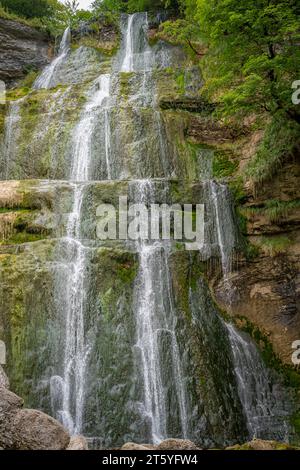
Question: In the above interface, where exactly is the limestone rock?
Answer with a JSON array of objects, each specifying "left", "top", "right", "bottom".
[
  {"left": 11, "top": 409, "right": 70, "bottom": 450},
  {"left": 157, "top": 439, "right": 201, "bottom": 450},
  {"left": 0, "top": 386, "right": 23, "bottom": 449},
  {"left": 121, "top": 442, "right": 156, "bottom": 450},
  {"left": 0, "top": 386, "right": 23, "bottom": 413},
  {"left": 227, "top": 439, "right": 298, "bottom": 450},
  {"left": 0, "top": 18, "right": 50, "bottom": 86},
  {"left": 0, "top": 366, "right": 9, "bottom": 389},
  {"left": 67, "top": 435, "right": 88, "bottom": 450}
]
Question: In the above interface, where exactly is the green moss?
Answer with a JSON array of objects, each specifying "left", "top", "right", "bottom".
[
  {"left": 291, "top": 413, "right": 300, "bottom": 435},
  {"left": 244, "top": 199, "right": 300, "bottom": 224},
  {"left": 119, "top": 72, "right": 134, "bottom": 98},
  {"left": 6, "top": 87, "right": 31, "bottom": 101},
  {"left": 96, "top": 247, "right": 138, "bottom": 285},
  {"left": 213, "top": 152, "right": 238, "bottom": 178},
  {"left": 19, "top": 70, "right": 39, "bottom": 88},
  {"left": 228, "top": 177, "right": 247, "bottom": 204},
  {"left": 245, "top": 116, "right": 300, "bottom": 185},
  {"left": 2, "top": 232, "right": 46, "bottom": 245},
  {"left": 175, "top": 72, "right": 185, "bottom": 94},
  {"left": 0, "top": 207, "right": 30, "bottom": 213},
  {"left": 256, "top": 235, "right": 291, "bottom": 256},
  {"left": 73, "top": 36, "right": 119, "bottom": 56}
]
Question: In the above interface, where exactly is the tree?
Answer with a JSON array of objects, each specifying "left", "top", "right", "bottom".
[
  {"left": 194, "top": 0, "right": 300, "bottom": 124},
  {"left": 0, "top": 0, "right": 53, "bottom": 18},
  {"left": 64, "top": 0, "right": 79, "bottom": 15}
]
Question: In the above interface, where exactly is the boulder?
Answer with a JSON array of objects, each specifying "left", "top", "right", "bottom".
[
  {"left": 0, "top": 386, "right": 23, "bottom": 449},
  {"left": 121, "top": 442, "right": 156, "bottom": 450},
  {"left": 11, "top": 409, "right": 70, "bottom": 450},
  {"left": 0, "top": 386, "right": 23, "bottom": 413},
  {"left": 226, "top": 439, "right": 298, "bottom": 450},
  {"left": 157, "top": 439, "right": 201, "bottom": 450},
  {"left": 67, "top": 435, "right": 88, "bottom": 450},
  {"left": 0, "top": 366, "right": 9, "bottom": 389}
]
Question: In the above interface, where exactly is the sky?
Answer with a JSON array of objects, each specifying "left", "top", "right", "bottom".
[
  {"left": 60, "top": 0, "right": 94, "bottom": 10},
  {"left": 76, "top": 0, "right": 93, "bottom": 9}
]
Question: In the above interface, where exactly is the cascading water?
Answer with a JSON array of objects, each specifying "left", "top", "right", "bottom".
[
  {"left": 2, "top": 11, "right": 294, "bottom": 448},
  {"left": 1, "top": 99, "right": 22, "bottom": 178},
  {"left": 131, "top": 180, "right": 188, "bottom": 443},
  {"left": 71, "top": 74, "right": 111, "bottom": 181},
  {"left": 121, "top": 13, "right": 153, "bottom": 73},
  {"left": 34, "top": 27, "right": 71, "bottom": 90},
  {"left": 50, "top": 73, "right": 112, "bottom": 434},
  {"left": 225, "top": 323, "right": 290, "bottom": 440},
  {"left": 208, "top": 181, "right": 290, "bottom": 440},
  {"left": 209, "top": 180, "right": 238, "bottom": 277}
]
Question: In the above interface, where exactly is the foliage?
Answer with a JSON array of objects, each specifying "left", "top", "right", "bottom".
[
  {"left": 212, "top": 152, "right": 238, "bottom": 178},
  {"left": 0, "top": 0, "right": 52, "bottom": 18},
  {"left": 195, "top": 0, "right": 300, "bottom": 123},
  {"left": 160, "top": 0, "right": 300, "bottom": 181},
  {"left": 0, "top": 0, "right": 71, "bottom": 35},
  {"left": 244, "top": 199, "right": 300, "bottom": 224},
  {"left": 245, "top": 114, "right": 300, "bottom": 184},
  {"left": 91, "top": 0, "right": 178, "bottom": 14},
  {"left": 256, "top": 235, "right": 291, "bottom": 256}
]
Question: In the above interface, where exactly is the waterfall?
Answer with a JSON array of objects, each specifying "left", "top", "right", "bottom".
[
  {"left": 121, "top": 13, "right": 152, "bottom": 73},
  {"left": 121, "top": 14, "right": 135, "bottom": 72},
  {"left": 208, "top": 178, "right": 290, "bottom": 440},
  {"left": 34, "top": 27, "right": 71, "bottom": 90},
  {"left": 2, "top": 99, "right": 22, "bottom": 178},
  {"left": 225, "top": 323, "right": 289, "bottom": 440},
  {"left": 71, "top": 74, "right": 111, "bottom": 181},
  {"left": 132, "top": 180, "right": 188, "bottom": 444},
  {"left": 4, "top": 10, "right": 292, "bottom": 448},
  {"left": 51, "top": 73, "right": 111, "bottom": 436},
  {"left": 209, "top": 180, "right": 237, "bottom": 277}
]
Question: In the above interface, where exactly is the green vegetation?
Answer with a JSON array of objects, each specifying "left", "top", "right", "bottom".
[
  {"left": 212, "top": 152, "right": 238, "bottom": 178},
  {"left": 0, "top": 0, "right": 54, "bottom": 18},
  {"left": 92, "top": 0, "right": 179, "bottom": 14},
  {"left": 0, "top": 0, "right": 92, "bottom": 35},
  {"left": 159, "top": 0, "right": 300, "bottom": 183},
  {"left": 245, "top": 115, "right": 300, "bottom": 184},
  {"left": 256, "top": 235, "right": 292, "bottom": 256},
  {"left": 2, "top": 232, "right": 46, "bottom": 245},
  {"left": 244, "top": 199, "right": 300, "bottom": 224}
]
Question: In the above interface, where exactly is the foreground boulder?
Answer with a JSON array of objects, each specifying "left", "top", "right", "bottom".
[
  {"left": 67, "top": 436, "right": 88, "bottom": 450},
  {"left": 121, "top": 443, "right": 156, "bottom": 450},
  {"left": 11, "top": 409, "right": 70, "bottom": 450},
  {"left": 226, "top": 439, "right": 299, "bottom": 450},
  {"left": 157, "top": 439, "right": 201, "bottom": 450},
  {"left": 121, "top": 439, "right": 201, "bottom": 451},
  {"left": 0, "top": 375, "right": 71, "bottom": 450},
  {"left": 0, "top": 366, "right": 9, "bottom": 389}
]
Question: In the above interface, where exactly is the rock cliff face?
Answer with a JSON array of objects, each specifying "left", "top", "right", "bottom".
[
  {"left": 0, "top": 13, "right": 299, "bottom": 448},
  {"left": 0, "top": 18, "right": 50, "bottom": 86},
  {"left": 182, "top": 102, "right": 300, "bottom": 366}
]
